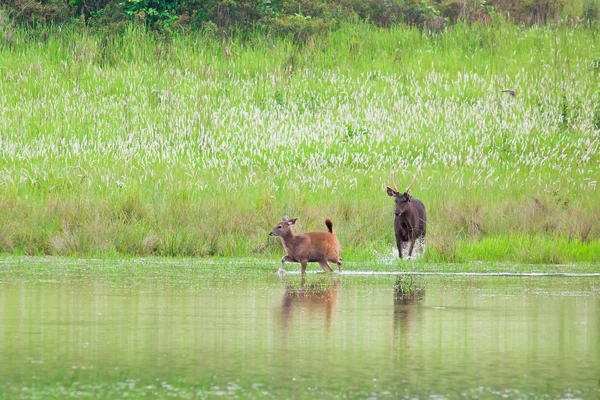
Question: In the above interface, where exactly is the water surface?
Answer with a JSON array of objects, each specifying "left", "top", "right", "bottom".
[{"left": 0, "top": 260, "right": 599, "bottom": 398}]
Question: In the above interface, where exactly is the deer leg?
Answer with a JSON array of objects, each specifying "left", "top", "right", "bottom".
[
  {"left": 280, "top": 255, "right": 291, "bottom": 273},
  {"left": 407, "top": 240, "right": 415, "bottom": 257},
  {"left": 319, "top": 261, "right": 334, "bottom": 273},
  {"left": 396, "top": 237, "right": 404, "bottom": 259},
  {"left": 300, "top": 260, "right": 308, "bottom": 275},
  {"left": 336, "top": 258, "right": 343, "bottom": 273}
]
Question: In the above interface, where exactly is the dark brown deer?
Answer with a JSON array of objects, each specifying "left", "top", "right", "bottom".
[
  {"left": 269, "top": 216, "right": 342, "bottom": 274},
  {"left": 386, "top": 171, "right": 426, "bottom": 259}
]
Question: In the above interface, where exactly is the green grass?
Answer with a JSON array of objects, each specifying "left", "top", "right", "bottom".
[{"left": 0, "top": 19, "right": 599, "bottom": 263}]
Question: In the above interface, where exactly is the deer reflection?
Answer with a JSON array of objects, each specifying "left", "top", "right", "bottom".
[
  {"left": 393, "top": 276, "right": 425, "bottom": 336},
  {"left": 280, "top": 274, "right": 341, "bottom": 331}
]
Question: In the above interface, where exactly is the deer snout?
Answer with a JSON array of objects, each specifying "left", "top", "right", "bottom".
[
  {"left": 269, "top": 231, "right": 274, "bottom": 236},
  {"left": 395, "top": 210, "right": 402, "bottom": 216}
]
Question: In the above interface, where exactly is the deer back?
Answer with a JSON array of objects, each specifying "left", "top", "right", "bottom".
[{"left": 287, "top": 231, "right": 339, "bottom": 262}]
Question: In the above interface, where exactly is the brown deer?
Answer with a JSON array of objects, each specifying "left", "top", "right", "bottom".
[
  {"left": 269, "top": 216, "right": 342, "bottom": 274},
  {"left": 386, "top": 171, "right": 427, "bottom": 259}
]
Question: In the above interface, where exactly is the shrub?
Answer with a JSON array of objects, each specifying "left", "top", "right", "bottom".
[
  {"left": 268, "top": 13, "right": 330, "bottom": 44},
  {"left": 488, "top": 0, "right": 564, "bottom": 24},
  {"left": 402, "top": 0, "right": 439, "bottom": 27},
  {"left": 87, "top": 1, "right": 128, "bottom": 33},
  {"left": 121, "top": 0, "right": 179, "bottom": 28},
  {"left": 5, "top": 0, "right": 72, "bottom": 25}
]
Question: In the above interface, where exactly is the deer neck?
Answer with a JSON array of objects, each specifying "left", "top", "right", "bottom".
[{"left": 279, "top": 231, "right": 296, "bottom": 251}]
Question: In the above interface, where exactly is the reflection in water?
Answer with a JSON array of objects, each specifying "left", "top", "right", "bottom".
[
  {"left": 280, "top": 275, "right": 341, "bottom": 330},
  {"left": 393, "top": 276, "right": 425, "bottom": 337},
  {"left": 0, "top": 273, "right": 598, "bottom": 398},
  {"left": 394, "top": 276, "right": 425, "bottom": 305}
]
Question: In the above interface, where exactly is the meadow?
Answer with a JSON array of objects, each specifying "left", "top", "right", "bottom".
[{"left": 0, "top": 18, "right": 599, "bottom": 264}]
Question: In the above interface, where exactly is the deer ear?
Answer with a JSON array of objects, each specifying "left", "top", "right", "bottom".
[
  {"left": 288, "top": 218, "right": 298, "bottom": 225},
  {"left": 386, "top": 187, "right": 397, "bottom": 197},
  {"left": 406, "top": 194, "right": 412, "bottom": 202}
]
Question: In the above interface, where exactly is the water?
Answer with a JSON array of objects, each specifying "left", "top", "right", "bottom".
[{"left": 1, "top": 262, "right": 599, "bottom": 399}]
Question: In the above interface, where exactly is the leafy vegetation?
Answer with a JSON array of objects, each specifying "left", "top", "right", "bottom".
[{"left": 2, "top": 0, "right": 599, "bottom": 35}]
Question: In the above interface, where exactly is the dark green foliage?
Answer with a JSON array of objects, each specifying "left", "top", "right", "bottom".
[
  {"left": 488, "top": 0, "right": 565, "bottom": 24},
  {"left": 4, "top": 0, "right": 72, "bottom": 25},
  {"left": 521, "top": 0, "right": 564, "bottom": 24},
  {"left": 175, "top": 0, "right": 273, "bottom": 30},
  {"left": 121, "top": 0, "right": 178, "bottom": 27},
  {"left": 86, "top": 1, "right": 128, "bottom": 33},
  {"left": 2, "top": 0, "right": 595, "bottom": 33},
  {"left": 439, "top": 0, "right": 495, "bottom": 24},
  {"left": 402, "top": 0, "right": 439, "bottom": 26}
]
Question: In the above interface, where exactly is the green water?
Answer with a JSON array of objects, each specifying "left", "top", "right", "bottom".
[{"left": 0, "top": 260, "right": 599, "bottom": 399}]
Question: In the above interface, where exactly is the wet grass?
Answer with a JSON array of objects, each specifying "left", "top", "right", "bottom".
[{"left": 0, "top": 20, "right": 599, "bottom": 262}]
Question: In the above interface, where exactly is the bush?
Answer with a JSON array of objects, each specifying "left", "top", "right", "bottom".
[
  {"left": 439, "top": 0, "right": 465, "bottom": 23},
  {"left": 439, "top": 0, "right": 493, "bottom": 24},
  {"left": 0, "top": 0, "right": 590, "bottom": 34},
  {"left": 87, "top": 1, "right": 128, "bottom": 33},
  {"left": 402, "top": 0, "right": 439, "bottom": 27},
  {"left": 121, "top": 0, "right": 179, "bottom": 28},
  {"left": 175, "top": 0, "right": 272, "bottom": 30},
  {"left": 4, "top": 0, "right": 72, "bottom": 25},
  {"left": 488, "top": 0, "right": 564, "bottom": 24},
  {"left": 268, "top": 13, "right": 330, "bottom": 43}
]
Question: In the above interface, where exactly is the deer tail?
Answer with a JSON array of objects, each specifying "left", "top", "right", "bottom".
[{"left": 325, "top": 218, "right": 333, "bottom": 233}]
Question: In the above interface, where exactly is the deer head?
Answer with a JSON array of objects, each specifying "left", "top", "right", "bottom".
[
  {"left": 386, "top": 169, "right": 419, "bottom": 217},
  {"left": 269, "top": 216, "right": 298, "bottom": 237}
]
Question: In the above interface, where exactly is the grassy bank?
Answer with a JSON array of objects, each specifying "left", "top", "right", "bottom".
[
  {"left": 2, "top": 257, "right": 600, "bottom": 281},
  {"left": 0, "top": 21, "right": 599, "bottom": 263}
]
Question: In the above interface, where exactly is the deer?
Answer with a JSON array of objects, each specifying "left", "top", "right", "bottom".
[
  {"left": 386, "top": 170, "right": 427, "bottom": 259},
  {"left": 269, "top": 216, "right": 342, "bottom": 274}
]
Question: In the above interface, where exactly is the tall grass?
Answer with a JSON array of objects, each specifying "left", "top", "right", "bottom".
[{"left": 0, "top": 19, "right": 599, "bottom": 263}]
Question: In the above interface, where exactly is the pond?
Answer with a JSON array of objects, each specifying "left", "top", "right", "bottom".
[{"left": 0, "top": 259, "right": 599, "bottom": 399}]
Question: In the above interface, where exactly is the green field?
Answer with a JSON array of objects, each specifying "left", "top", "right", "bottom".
[{"left": 1, "top": 21, "right": 599, "bottom": 263}]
